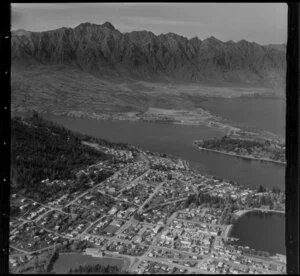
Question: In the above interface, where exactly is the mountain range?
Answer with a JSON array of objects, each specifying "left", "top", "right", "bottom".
[{"left": 11, "top": 22, "right": 286, "bottom": 87}]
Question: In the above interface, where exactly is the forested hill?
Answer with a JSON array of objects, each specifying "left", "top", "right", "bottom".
[{"left": 11, "top": 114, "right": 130, "bottom": 202}]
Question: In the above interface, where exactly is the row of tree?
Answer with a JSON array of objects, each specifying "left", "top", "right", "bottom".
[
  {"left": 45, "top": 249, "right": 59, "bottom": 272},
  {"left": 185, "top": 192, "right": 226, "bottom": 209},
  {"left": 68, "top": 264, "right": 123, "bottom": 274}
]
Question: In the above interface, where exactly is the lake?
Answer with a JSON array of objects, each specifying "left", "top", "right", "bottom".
[
  {"left": 42, "top": 114, "right": 285, "bottom": 191},
  {"left": 199, "top": 97, "right": 285, "bottom": 137},
  {"left": 52, "top": 252, "right": 126, "bottom": 273},
  {"left": 229, "top": 211, "right": 285, "bottom": 255}
]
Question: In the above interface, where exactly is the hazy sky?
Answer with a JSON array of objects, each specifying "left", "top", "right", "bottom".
[{"left": 11, "top": 3, "right": 287, "bottom": 45}]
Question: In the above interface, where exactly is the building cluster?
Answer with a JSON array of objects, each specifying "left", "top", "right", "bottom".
[
  {"left": 157, "top": 220, "right": 213, "bottom": 254},
  {"left": 135, "top": 260, "right": 188, "bottom": 274},
  {"left": 148, "top": 179, "right": 194, "bottom": 207},
  {"left": 140, "top": 226, "right": 162, "bottom": 245},
  {"left": 138, "top": 201, "right": 186, "bottom": 224},
  {"left": 10, "top": 221, "right": 67, "bottom": 252},
  {"left": 10, "top": 145, "right": 286, "bottom": 274},
  {"left": 148, "top": 155, "right": 186, "bottom": 170},
  {"left": 118, "top": 181, "right": 155, "bottom": 205},
  {"left": 91, "top": 160, "right": 123, "bottom": 172},
  {"left": 73, "top": 190, "right": 116, "bottom": 217},
  {"left": 100, "top": 160, "right": 148, "bottom": 196},
  {"left": 48, "top": 193, "right": 79, "bottom": 208},
  {"left": 62, "top": 203, "right": 103, "bottom": 222},
  {"left": 176, "top": 207, "right": 221, "bottom": 225},
  {"left": 82, "top": 141, "right": 134, "bottom": 163},
  {"left": 106, "top": 240, "right": 148, "bottom": 256},
  {"left": 9, "top": 254, "right": 33, "bottom": 269},
  {"left": 118, "top": 222, "right": 143, "bottom": 241},
  {"left": 142, "top": 170, "right": 167, "bottom": 183},
  {"left": 38, "top": 210, "right": 90, "bottom": 238},
  {"left": 88, "top": 217, "right": 125, "bottom": 237},
  {"left": 41, "top": 178, "right": 69, "bottom": 187},
  {"left": 81, "top": 235, "right": 108, "bottom": 247},
  {"left": 94, "top": 145, "right": 134, "bottom": 162},
  {"left": 148, "top": 248, "right": 202, "bottom": 262}
]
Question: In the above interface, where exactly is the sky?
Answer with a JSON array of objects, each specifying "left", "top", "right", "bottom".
[{"left": 11, "top": 3, "right": 287, "bottom": 45}]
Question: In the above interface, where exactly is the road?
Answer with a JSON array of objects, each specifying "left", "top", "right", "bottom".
[
  {"left": 77, "top": 215, "right": 108, "bottom": 238},
  {"left": 175, "top": 216, "right": 226, "bottom": 230},
  {"left": 130, "top": 212, "right": 177, "bottom": 272},
  {"left": 10, "top": 244, "right": 57, "bottom": 255},
  {"left": 142, "top": 197, "right": 188, "bottom": 214},
  {"left": 137, "top": 181, "right": 165, "bottom": 212},
  {"left": 115, "top": 168, "right": 151, "bottom": 200},
  {"left": 137, "top": 152, "right": 150, "bottom": 168},
  {"left": 176, "top": 177, "right": 198, "bottom": 195},
  {"left": 63, "top": 165, "right": 131, "bottom": 208},
  {"left": 142, "top": 256, "right": 214, "bottom": 274}
]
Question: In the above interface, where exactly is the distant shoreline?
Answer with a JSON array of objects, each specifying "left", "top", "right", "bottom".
[
  {"left": 194, "top": 145, "right": 286, "bottom": 165},
  {"left": 12, "top": 110, "right": 285, "bottom": 144}
]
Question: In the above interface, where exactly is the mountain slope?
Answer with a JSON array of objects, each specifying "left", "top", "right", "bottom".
[{"left": 11, "top": 22, "right": 286, "bottom": 87}]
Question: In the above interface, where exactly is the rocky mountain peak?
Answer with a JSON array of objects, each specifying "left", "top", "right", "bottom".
[
  {"left": 102, "top": 21, "right": 115, "bottom": 30},
  {"left": 12, "top": 29, "right": 31, "bottom": 37},
  {"left": 76, "top": 22, "right": 93, "bottom": 28},
  {"left": 203, "top": 36, "right": 222, "bottom": 44},
  {"left": 11, "top": 21, "right": 286, "bottom": 87}
]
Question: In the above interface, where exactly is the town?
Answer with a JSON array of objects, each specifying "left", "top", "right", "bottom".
[{"left": 10, "top": 141, "right": 286, "bottom": 274}]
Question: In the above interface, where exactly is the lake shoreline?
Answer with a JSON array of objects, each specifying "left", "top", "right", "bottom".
[
  {"left": 13, "top": 109, "right": 233, "bottom": 131},
  {"left": 226, "top": 209, "right": 286, "bottom": 256},
  {"left": 52, "top": 251, "right": 128, "bottom": 274},
  {"left": 29, "top": 113, "right": 285, "bottom": 191},
  {"left": 234, "top": 209, "right": 285, "bottom": 219},
  {"left": 224, "top": 209, "right": 285, "bottom": 241}
]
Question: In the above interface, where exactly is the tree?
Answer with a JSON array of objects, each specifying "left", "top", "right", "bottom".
[
  {"left": 32, "top": 110, "right": 39, "bottom": 119},
  {"left": 272, "top": 186, "right": 281, "bottom": 194},
  {"left": 257, "top": 185, "right": 266, "bottom": 193}
]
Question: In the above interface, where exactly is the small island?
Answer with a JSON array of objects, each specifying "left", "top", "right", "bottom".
[{"left": 194, "top": 135, "right": 286, "bottom": 165}]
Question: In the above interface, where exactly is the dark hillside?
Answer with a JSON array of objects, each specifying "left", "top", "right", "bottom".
[{"left": 10, "top": 114, "right": 127, "bottom": 202}]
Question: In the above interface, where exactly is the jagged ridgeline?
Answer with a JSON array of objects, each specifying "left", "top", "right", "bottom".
[
  {"left": 10, "top": 114, "right": 132, "bottom": 202},
  {"left": 11, "top": 22, "right": 285, "bottom": 86}
]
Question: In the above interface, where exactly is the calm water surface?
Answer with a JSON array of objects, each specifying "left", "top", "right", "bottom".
[
  {"left": 52, "top": 253, "right": 125, "bottom": 273},
  {"left": 43, "top": 114, "right": 285, "bottom": 191},
  {"left": 229, "top": 211, "right": 285, "bottom": 255},
  {"left": 199, "top": 98, "right": 285, "bottom": 137}
]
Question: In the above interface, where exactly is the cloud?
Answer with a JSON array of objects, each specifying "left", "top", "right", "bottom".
[
  {"left": 11, "top": 9, "right": 24, "bottom": 25},
  {"left": 119, "top": 16, "right": 208, "bottom": 27}
]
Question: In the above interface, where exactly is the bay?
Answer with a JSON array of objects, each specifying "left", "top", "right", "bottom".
[
  {"left": 199, "top": 97, "right": 285, "bottom": 137},
  {"left": 229, "top": 211, "right": 285, "bottom": 255}
]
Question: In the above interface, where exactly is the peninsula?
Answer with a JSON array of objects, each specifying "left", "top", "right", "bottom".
[{"left": 194, "top": 136, "right": 285, "bottom": 165}]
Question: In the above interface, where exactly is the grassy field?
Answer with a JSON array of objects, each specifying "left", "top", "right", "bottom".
[{"left": 11, "top": 65, "right": 281, "bottom": 117}]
